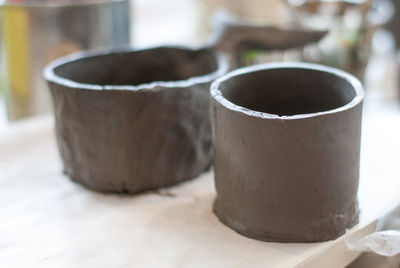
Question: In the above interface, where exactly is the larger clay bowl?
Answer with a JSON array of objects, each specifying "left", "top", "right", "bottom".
[
  {"left": 211, "top": 62, "right": 364, "bottom": 242},
  {"left": 44, "top": 46, "right": 227, "bottom": 193}
]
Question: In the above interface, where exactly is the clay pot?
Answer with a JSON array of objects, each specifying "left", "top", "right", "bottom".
[
  {"left": 211, "top": 62, "right": 364, "bottom": 242},
  {"left": 44, "top": 46, "right": 228, "bottom": 193},
  {"left": 43, "top": 26, "right": 326, "bottom": 194}
]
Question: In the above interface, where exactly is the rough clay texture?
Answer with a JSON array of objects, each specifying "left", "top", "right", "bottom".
[
  {"left": 46, "top": 47, "right": 223, "bottom": 193},
  {"left": 211, "top": 66, "right": 363, "bottom": 242}
]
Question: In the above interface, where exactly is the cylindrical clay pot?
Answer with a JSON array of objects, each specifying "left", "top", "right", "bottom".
[
  {"left": 44, "top": 46, "right": 227, "bottom": 193},
  {"left": 210, "top": 62, "right": 364, "bottom": 242}
]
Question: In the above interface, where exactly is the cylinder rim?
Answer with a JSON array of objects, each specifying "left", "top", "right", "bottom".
[
  {"left": 210, "top": 62, "right": 364, "bottom": 120},
  {"left": 44, "top": 45, "right": 229, "bottom": 92}
]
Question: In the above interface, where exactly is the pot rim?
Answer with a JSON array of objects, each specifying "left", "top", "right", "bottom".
[
  {"left": 44, "top": 45, "right": 229, "bottom": 92},
  {"left": 0, "top": 0, "right": 126, "bottom": 8},
  {"left": 210, "top": 62, "right": 364, "bottom": 120}
]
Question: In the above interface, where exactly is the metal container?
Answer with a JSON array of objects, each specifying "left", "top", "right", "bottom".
[
  {"left": 0, "top": 0, "right": 130, "bottom": 121},
  {"left": 211, "top": 62, "right": 364, "bottom": 242}
]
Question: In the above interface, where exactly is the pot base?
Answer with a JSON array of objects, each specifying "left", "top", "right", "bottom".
[
  {"left": 65, "top": 162, "right": 212, "bottom": 194},
  {"left": 213, "top": 198, "right": 359, "bottom": 243}
]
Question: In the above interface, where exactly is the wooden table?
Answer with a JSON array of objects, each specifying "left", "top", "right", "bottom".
[{"left": 1, "top": 96, "right": 400, "bottom": 267}]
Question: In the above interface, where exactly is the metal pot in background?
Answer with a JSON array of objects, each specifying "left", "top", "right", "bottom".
[
  {"left": 398, "top": 50, "right": 400, "bottom": 97},
  {"left": 0, "top": 0, "right": 131, "bottom": 121},
  {"left": 386, "top": 0, "right": 400, "bottom": 48}
]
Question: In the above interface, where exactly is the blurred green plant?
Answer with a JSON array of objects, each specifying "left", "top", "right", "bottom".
[{"left": 242, "top": 50, "right": 262, "bottom": 65}]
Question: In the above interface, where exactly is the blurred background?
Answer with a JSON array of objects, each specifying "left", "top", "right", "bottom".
[
  {"left": 0, "top": 0, "right": 399, "bottom": 129},
  {"left": 1, "top": 1, "right": 400, "bottom": 266}
]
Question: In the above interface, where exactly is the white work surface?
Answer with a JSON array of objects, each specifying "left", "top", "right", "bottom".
[{"left": 1, "top": 99, "right": 400, "bottom": 268}]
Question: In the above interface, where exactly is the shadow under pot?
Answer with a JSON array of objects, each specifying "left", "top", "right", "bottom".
[
  {"left": 210, "top": 62, "right": 364, "bottom": 242},
  {"left": 44, "top": 46, "right": 228, "bottom": 193}
]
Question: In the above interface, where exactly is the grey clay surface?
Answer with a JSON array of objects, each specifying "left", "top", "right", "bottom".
[
  {"left": 43, "top": 24, "right": 327, "bottom": 194},
  {"left": 44, "top": 46, "right": 227, "bottom": 193},
  {"left": 210, "top": 62, "right": 364, "bottom": 242}
]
